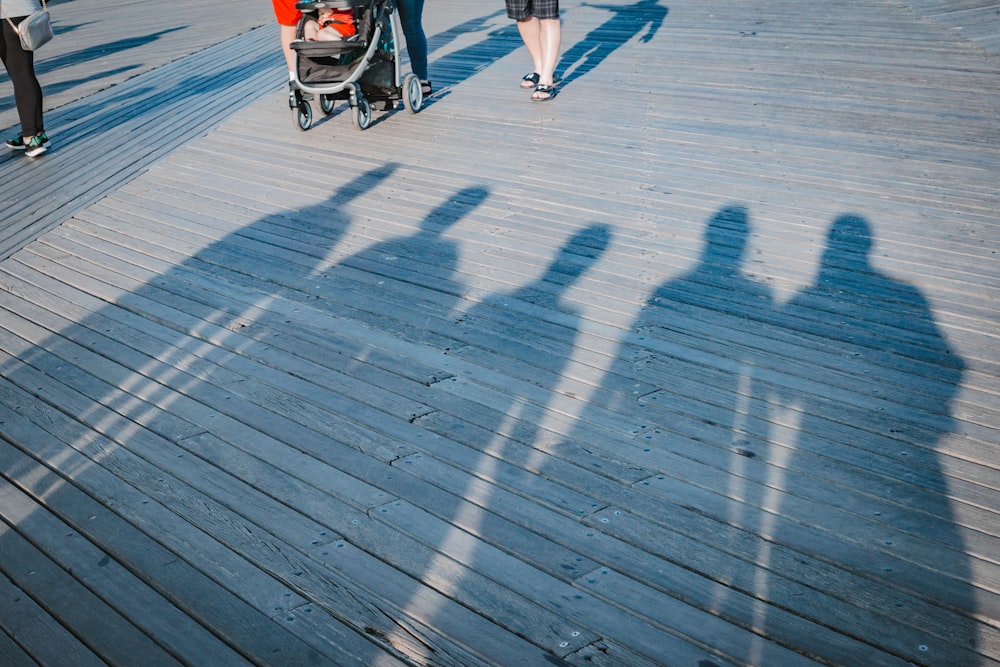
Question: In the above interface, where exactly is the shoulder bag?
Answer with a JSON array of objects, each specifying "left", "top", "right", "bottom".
[{"left": 3, "top": 0, "right": 53, "bottom": 51}]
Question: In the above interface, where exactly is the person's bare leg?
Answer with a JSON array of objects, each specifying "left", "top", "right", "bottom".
[
  {"left": 531, "top": 18, "right": 560, "bottom": 99},
  {"left": 280, "top": 24, "right": 297, "bottom": 73},
  {"left": 517, "top": 17, "right": 543, "bottom": 81},
  {"left": 537, "top": 18, "right": 561, "bottom": 86},
  {"left": 317, "top": 27, "right": 343, "bottom": 41}
]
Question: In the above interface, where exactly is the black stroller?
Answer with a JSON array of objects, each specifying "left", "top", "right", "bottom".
[{"left": 289, "top": 0, "right": 423, "bottom": 131}]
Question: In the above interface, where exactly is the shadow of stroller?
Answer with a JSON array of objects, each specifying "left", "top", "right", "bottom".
[{"left": 557, "top": 0, "right": 668, "bottom": 88}]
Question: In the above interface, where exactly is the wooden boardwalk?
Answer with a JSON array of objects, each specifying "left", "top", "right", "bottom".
[{"left": 1, "top": 0, "right": 998, "bottom": 665}]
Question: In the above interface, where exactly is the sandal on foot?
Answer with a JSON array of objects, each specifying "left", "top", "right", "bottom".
[
  {"left": 520, "top": 72, "right": 540, "bottom": 89},
  {"left": 421, "top": 80, "right": 433, "bottom": 95},
  {"left": 531, "top": 83, "right": 557, "bottom": 102}
]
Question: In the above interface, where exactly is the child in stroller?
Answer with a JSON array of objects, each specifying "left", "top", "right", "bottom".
[
  {"left": 288, "top": 0, "right": 424, "bottom": 131},
  {"left": 302, "top": 5, "right": 356, "bottom": 41}
]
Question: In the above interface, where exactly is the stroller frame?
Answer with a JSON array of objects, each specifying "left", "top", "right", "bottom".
[{"left": 288, "top": 0, "right": 423, "bottom": 131}]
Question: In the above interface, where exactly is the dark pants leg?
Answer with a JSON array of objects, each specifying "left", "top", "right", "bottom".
[
  {"left": 395, "top": 0, "right": 428, "bottom": 81},
  {"left": 1, "top": 18, "right": 45, "bottom": 137}
]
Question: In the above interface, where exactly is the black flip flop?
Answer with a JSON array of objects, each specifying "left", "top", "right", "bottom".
[{"left": 531, "top": 84, "right": 557, "bottom": 102}]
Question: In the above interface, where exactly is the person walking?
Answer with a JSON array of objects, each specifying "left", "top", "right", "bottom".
[
  {"left": 508, "top": 0, "right": 560, "bottom": 101},
  {"left": 396, "top": 0, "right": 431, "bottom": 96},
  {"left": 1, "top": 0, "right": 49, "bottom": 156},
  {"left": 271, "top": 0, "right": 301, "bottom": 84}
]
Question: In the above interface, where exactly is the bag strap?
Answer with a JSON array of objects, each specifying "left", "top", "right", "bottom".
[{"left": 2, "top": 0, "right": 48, "bottom": 34}]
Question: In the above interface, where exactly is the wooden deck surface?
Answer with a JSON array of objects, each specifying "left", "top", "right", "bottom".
[{"left": 1, "top": 0, "right": 999, "bottom": 665}]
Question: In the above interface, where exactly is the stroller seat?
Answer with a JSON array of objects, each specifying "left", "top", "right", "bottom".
[{"left": 291, "top": 0, "right": 375, "bottom": 83}]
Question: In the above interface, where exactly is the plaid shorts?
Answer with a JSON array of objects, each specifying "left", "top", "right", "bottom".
[{"left": 506, "top": 0, "right": 559, "bottom": 21}]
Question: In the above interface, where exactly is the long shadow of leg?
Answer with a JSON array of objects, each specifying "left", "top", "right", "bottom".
[{"left": 558, "top": 0, "right": 668, "bottom": 88}]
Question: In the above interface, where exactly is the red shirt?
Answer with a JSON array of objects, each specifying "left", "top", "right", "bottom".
[{"left": 319, "top": 8, "right": 356, "bottom": 36}]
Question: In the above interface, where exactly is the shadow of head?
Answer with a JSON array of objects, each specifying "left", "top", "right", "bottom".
[
  {"left": 701, "top": 204, "right": 750, "bottom": 267},
  {"left": 544, "top": 223, "right": 614, "bottom": 284},
  {"left": 420, "top": 186, "right": 490, "bottom": 233}
]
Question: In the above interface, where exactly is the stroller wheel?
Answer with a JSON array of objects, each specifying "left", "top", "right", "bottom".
[
  {"left": 352, "top": 97, "right": 372, "bottom": 131},
  {"left": 295, "top": 100, "right": 313, "bottom": 131},
  {"left": 320, "top": 94, "right": 336, "bottom": 115},
  {"left": 402, "top": 73, "right": 423, "bottom": 113}
]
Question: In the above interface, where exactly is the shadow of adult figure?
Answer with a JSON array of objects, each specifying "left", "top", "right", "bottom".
[
  {"left": 626, "top": 203, "right": 778, "bottom": 556},
  {"left": 445, "top": 223, "right": 613, "bottom": 442},
  {"left": 563, "top": 206, "right": 776, "bottom": 503},
  {"left": 32, "top": 28, "right": 187, "bottom": 77},
  {"left": 320, "top": 186, "right": 487, "bottom": 346},
  {"left": 2, "top": 29, "right": 186, "bottom": 124},
  {"left": 543, "top": 206, "right": 811, "bottom": 663},
  {"left": 767, "top": 214, "right": 980, "bottom": 662},
  {"left": 557, "top": 0, "right": 667, "bottom": 88},
  {"left": 404, "top": 224, "right": 614, "bottom": 647},
  {"left": 0, "top": 164, "right": 410, "bottom": 663},
  {"left": 633, "top": 204, "right": 774, "bottom": 455},
  {"left": 10, "top": 164, "right": 402, "bottom": 439}
]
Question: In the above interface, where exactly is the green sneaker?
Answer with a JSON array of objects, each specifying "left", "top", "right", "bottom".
[
  {"left": 6, "top": 131, "right": 49, "bottom": 151},
  {"left": 24, "top": 134, "right": 48, "bottom": 157}
]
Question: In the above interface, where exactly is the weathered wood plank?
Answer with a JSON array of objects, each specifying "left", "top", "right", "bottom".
[
  {"left": 0, "top": 472, "right": 253, "bottom": 666},
  {"left": 0, "top": 569, "right": 104, "bottom": 667},
  {"left": 0, "top": 382, "right": 337, "bottom": 664},
  {"left": 0, "top": 511, "right": 183, "bottom": 664},
  {"left": 0, "top": 629, "right": 38, "bottom": 667},
  {"left": 907, "top": 0, "right": 1000, "bottom": 53}
]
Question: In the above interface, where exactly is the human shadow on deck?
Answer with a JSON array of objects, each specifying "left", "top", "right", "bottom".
[
  {"left": 569, "top": 207, "right": 978, "bottom": 663},
  {"left": 317, "top": 185, "right": 482, "bottom": 345},
  {"left": 426, "top": 9, "right": 508, "bottom": 55},
  {"left": 405, "top": 223, "right": 616, "bottom": 654},
  {"left": 0, "top": 164, "right": 440, "bottom": 663},
  {"left": 56, "top": 59, "right": 272, "bottom": 126},
  {"left": 34, "top": 28, "right": 186, "bottom": 77},
  {"left": 764, "top": 215, "right": 976, "bottom": 661},
  {"left": 1, "top": 163, "right": 548, "bottom": 663},
  {"left": 557, "top": 0, "right": 667, "bottom": 89},
  {"left": 422, "top": 11, "right": 523, "bottom": 99},
  {"left": 449, "top": 222, "right": 613, "bottom": 432}
]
